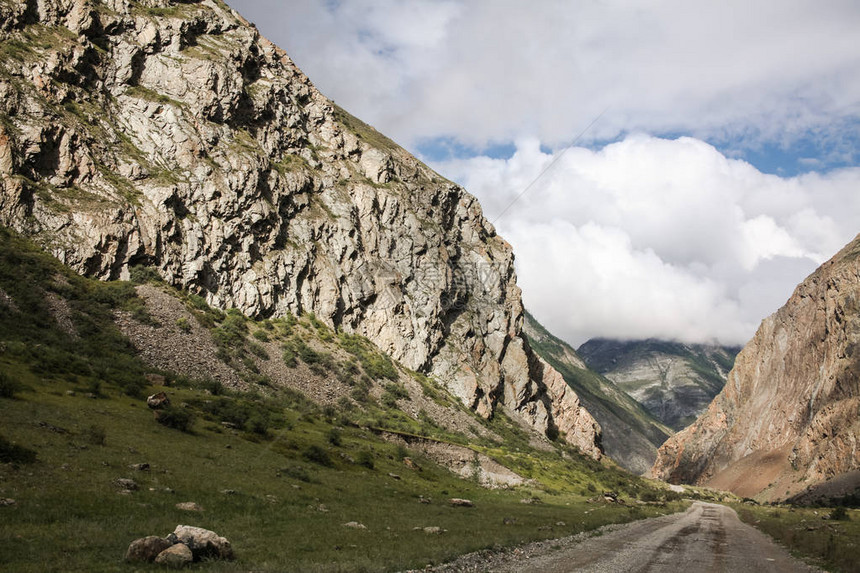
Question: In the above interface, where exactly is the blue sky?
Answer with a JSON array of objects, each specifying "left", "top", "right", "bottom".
[{"left": 229, "top": 0, "right": 860, "bottom": 346}]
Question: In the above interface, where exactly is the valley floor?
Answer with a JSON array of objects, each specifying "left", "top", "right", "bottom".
[{"left": 424, "top": 502, "right": 824, "bottom": 573}]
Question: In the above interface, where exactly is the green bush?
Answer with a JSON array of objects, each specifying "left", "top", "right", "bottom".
[
  {"left": 128, "top": 265, "right": 162, "bottom": 284},
  {"left": 0, "top": 435, "right": 37, "bottom": 464},
  {"left": 84, "top": 424, "right": 106, "bottom": 446},
  {"left": 302, "top": 445, "right": 333, "bottom": 467},
  {"left": 253, "top": 329, "right": 270, "bottom": 342},
  {"left": 356, "top": 449, "right": 374, "bottom": 469},
  {"left": 247, "top": 414, "right": 269, "bottom": 436},
  {"left": 175, "top": 317, "right": 192, "bottom": 333},
  {"left": 830, "top": 506, "right": 850, "bottom": 521},
  {"left": 0, "top": 371, "right": 22, "bottom": 398},
  {"left": 327, "top": 428, "right": 342, "bottom": 446},
  {"left": 248, "top": 342, "right": 270, "bottom": 360},
  {"left": 155, "top": 407, "right": 193, "bottom": 432},
  {"left": 282, "top": 345, "right": 298, "bottom": 367}
]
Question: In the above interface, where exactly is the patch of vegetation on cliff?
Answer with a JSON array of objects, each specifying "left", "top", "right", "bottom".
[{"left": 0, "top": 227, "right": 689, "bottom": 572}]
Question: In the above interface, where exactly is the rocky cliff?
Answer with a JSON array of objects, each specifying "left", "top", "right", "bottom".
[
  {"left": 578, "top": 339, "right": 738, "bottom": 431},
  {"left": 652, "top": 235, "right": 860, "bottom": 500},
  {"left": 0, "top": 0, "right": 600, "bottom": 456},
  {"left": 524, "top": 312, "right": 671, "bottom": 474}
]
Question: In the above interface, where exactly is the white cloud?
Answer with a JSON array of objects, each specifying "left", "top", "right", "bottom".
[
  {"left": 226, "top": 1, "right": 860, "bottom": 346},
  {"left": 232, "top": 0, "right": 860, "bottom": 152},
  {"left": 437, "top": 136, "right": 860, "bottom": 346}
]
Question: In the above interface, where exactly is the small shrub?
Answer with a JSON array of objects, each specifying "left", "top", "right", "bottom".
[
  {"left": 175, "top": 317, "right": 192, "bottom": 333},
  {"left": 327, "top": 428, "right": 342, "bottom": 446},
  {"left": 302, "top": 445, "right": 333, "bottom": 467},
  {"left": 0, "top": 435, "right": 37, "bottom": 464},
  {"left": 84, "top": 424, "right": 106, "bottom": 446},
  {"left": 395, "top": 444, "right": 408, "bottom": 460},
  {"left": 0, "top": 372, "right": 22, "bottom": 398},
  {"left": 363, "top": 354, "right": 398, "bottom": 381},
  {"left": 155, "top": 407, "right": 193, "bottom": 432},
  {"left": 202, "top": 378, "right": 224, "bottom": 396},
  {"left": 248, "top": 342, "right": 270, "bottom": 360},
  {"left": 279, "top": 465, "right": 311, "bottom": 482},
  {"left": 350, "top": 386, "right": 369, "bottom": 403},
  {"left": 128, "top": 265, "right": 161, "bottom": 284},
  {"left": 247, "top": 414, "right": 269, "bottom": 436},
  {"left": 830, "top": 506, "right": 850, "bottom": 521},
  {"left": 356, "top": 449, "right": 374, "bottom": 469},
  {"left": 337, "top": 396, "right": 355, "bottom": 412},
  {"left": 282, "top": 346, "right": 298, "bottom": 368},
  {"left": 253, "top": 329, "right": 270, "bottom": 342}
]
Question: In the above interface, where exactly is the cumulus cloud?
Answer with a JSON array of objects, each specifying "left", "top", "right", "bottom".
[
  {"left": 226, "top": 1, "right": 860, "bottom": 346},
  {"left": 232, "top": 0, "right": 860, "bottom": 155},
  {"left": 436, "top": 136, "right": 860, "bottom": 346}
]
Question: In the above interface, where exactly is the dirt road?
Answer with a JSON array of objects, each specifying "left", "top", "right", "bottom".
[
  {"left": 428, "top": 502, "right": 821, "bottom": 572},
  {"left": 494, "top": 502, "right": 819, "bottom": 573}
]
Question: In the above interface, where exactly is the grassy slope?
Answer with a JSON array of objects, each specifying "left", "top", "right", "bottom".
[
  {"left": 524, "top": 311, "right": 672, "bottom": 474},
  {"left": 0, "top": 228, "right": 688, "bottom": 572},
  {"left": 734, "top": 504, "right": 860, "bottom": 573}
]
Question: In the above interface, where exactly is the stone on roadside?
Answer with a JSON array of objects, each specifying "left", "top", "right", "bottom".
[
  {"left": 154, "top": 542, "right": 193, "bottom": 568},
  {"left": 125, "top": 536, "right": 172, "bottom": 562}
]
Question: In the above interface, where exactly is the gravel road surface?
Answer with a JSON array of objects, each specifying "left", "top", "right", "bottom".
[{"left": 426, "top": 502, "right": 822, "bottom": 572}]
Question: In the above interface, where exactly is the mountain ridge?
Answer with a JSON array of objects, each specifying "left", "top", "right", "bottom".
[
  {"left": 578, "top": 337, "right": 739, "bottom": 431},
  {"left": 523, "top": 311, "right": 672, "bottom": 475},
  {"left": 652, "top": 233, "right": 860, "bottom": 501},
  {"left": 0, "top": 0, "right": 600, "bottom": 454}
]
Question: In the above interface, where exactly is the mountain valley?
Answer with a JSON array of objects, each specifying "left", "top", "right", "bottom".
[{"left": 0, "top": 0, "right": 858, "bottom": 571}]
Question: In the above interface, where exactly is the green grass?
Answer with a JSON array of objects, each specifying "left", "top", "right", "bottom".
[
  {"left": 0, "top": 373, "right": 689, "bottom": 572},
  {"left": 0, "top": 227, "right": 690, "bottom": 570},
  {"left": 734, "top": 504, "right": 860, "bottom": 572}
]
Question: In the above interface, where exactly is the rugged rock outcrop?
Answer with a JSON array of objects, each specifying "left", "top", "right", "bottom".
[
  {"left": 578, "top": 339, "right": 739, "bottom": 430},
  {"left": 652, "top": 235, "right": 860, "bottom": 500},
  {"left": 524, "top": 312, "right": 670, "bottom": 474},
  {"left": 0, "top": 0, "right": 600, "bottom": 454}
]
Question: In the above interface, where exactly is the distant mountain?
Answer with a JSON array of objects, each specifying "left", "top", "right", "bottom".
[
  {"left": 578, "top": 338, "right": 740, "bottom": 431},
  {"left": 524, "top": 312, "right": 672, "bottom": 475},
  {"left": 653, "top": 234, "right": 860, "bottom": 502}
]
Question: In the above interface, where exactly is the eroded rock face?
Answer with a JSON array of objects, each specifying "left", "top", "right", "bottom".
[
  {"left": 578, "top": 338, "right": 738, "bottom": 431},
  {"left": 0, "top": 0, "right": 600, "bottom": 453},
  {"left": 652, "top": 235, "right": 860, "bottom": 501}
]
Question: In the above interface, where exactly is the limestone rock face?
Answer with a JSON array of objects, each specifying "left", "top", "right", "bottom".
[
  {"left": 0, "top": 0, "right": 600, "bottom": 453},
  {"left": 652, "top": 235, "right": 860, "bottom": 501}
]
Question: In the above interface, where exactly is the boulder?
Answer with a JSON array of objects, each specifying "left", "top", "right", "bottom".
[
  {"left": 448, "top": 498, "right": 474, "bottom": 507},
  {"left": 125, "top": 536, "right": 172, "bottom": 563},
  {"left": 114, "top": 478, "right": 138, "bottom": 491},
  {"left": 169, "top": 525, "right": 234, "bottom": 560},
  {"left": 154, "top": 543, "right": 193, "bottom": 568},
  {"left": 147, "top": 392, "right": 170, "bottom": 409},
  {"left": 342, "top": 521, "right": 367, "bottom": 530},
  {"left": 175, "top": 502, "right": 203, "bottom": 512}
]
